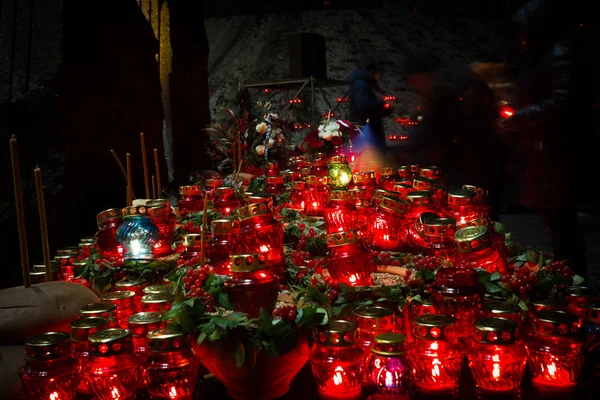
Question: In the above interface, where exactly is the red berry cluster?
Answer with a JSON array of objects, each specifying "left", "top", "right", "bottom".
[
  {"left": 403, "top": 270, "right": 425, "bottom": 288},
  {"left": 182, "top": 265, "right": 215, "bottom": 309},
  {"left": 290, "top": 249, "right": 310, "bottom": 266},
  {"left": 172, "top": 243, "right": 186, "bottom": 254},
  {"left": 272, "top": 305, "right": 297, "bottom": 321},
  {"left": 500, "top": 266, "right": 539, "bottom": 297},
  {"left": 371, "top": 251, "right": 402, "bottom": 266},
  {"left": 181, "top": 221, "right": 201, "bottom": 233},
  {"left": 546, "top": 261, "right": 575, "bottom": 280},
  {"left": 414, "top": 255, "right": 444, "bottom": 271},
  {"left": 93, "top": 255, "right": 124, "bottom": 270},
  {"left": 178, "top": 255, "right": 201, "bottom": 269}
]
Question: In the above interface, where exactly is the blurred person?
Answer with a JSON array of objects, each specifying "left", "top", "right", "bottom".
[
  {"left": 499, "top": 0, "right": 596, "bottom": 279},
  {"left": 403, "top": 51, "right": 508, "bottom": 221}
]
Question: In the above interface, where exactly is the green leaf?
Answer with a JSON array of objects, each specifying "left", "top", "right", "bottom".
[
  {"left": 525, "top": 250, "right": 537, "bottom": 264},
  {"left": 410, "top": 294, "right": 422, "bottom": 303},
  {"left": 490, "top": 272, "right": 501, "bottom": 282},
  {"left": 218, "top": 292, "right": 232, "bottom": 310},
  {"left": 572, "top": 275, "right": 585, "bottom": 286},
  {"left": 233, "top": 339, "right": 246, "bottom": 368},
  {"left": 161, "top": 306, "right": 180, "bottom": 322},
  {"left": 518, "top": 299, "right": 529, "bottom": 311},
  {"left": 197, "top": 331, "right": 207, "bottom": 344},
  {"left": 296, "top": 306, "right": 327, "bottom": 327},
  {"left": 537, "top": 253, "right": 544, "bottom": 267},
  {"left": 180, "top": 311, "right": 198, "bottom": 335},
  {"left": 485, "top": 282, "right": 502, "bottom": 293}
]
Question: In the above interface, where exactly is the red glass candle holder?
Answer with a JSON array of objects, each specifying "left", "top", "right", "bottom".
[
  {"left": 310, "top": 320, "right": 365, "bottom": 400},
  {"left": 55, "top": 255, "right": 75, "bottom": 282},
  {"left": 406, "top": 213, "right": 457, "bottom": 259},
  {"left": 213, "top": 187, "right": 241, "bottom": 216},
  {"left": 179, "top": 233, "right": 201, "bottom": 265},
  {"left": 353, "top": 305, "right": 396, "bottom": 352},
  {"left": 431, "top": 267, "right": 484, "bottom": 339},
  {"left": 444, "top": 189, "right": 480, "bottom": 228},
  {"left": 244, "top": 192, "right": 274, "bottom": 209},
  {"left": 585, "top": 305, "right": 600, "bottom": 376},
  {"left": 378, "top": 167, "right": 398, "bottom": 191},
  {"left": 391, "top": 183, "right": 415, "bottom": 200},
  {"left": 83, "top": 328, "right": 138, "bottom": 400},
  {"left": 266, "top": 161, "right": 280, "bottom": 177},
  {"left": 484, "top": 301, "right": 525, "bottom": 330},
  {"left": 525, "top": 310, "right": 584, "bottom": 392},
  {"left": 290, "top": 181, "right": 306, "bottom": 211},
  {"left": 324, "top": 189, "right": 357, "bottom": 234},
  {"left": 20, "top": 332, "right": 78, "bottom": 400},
  {"left": 325, "top": 230, "right": 375, "bottom": 286},
  {"left": 144, "top": 328, "right": 200, "bottom": 400},
  {"left": 80, "top": 303, "right": 118, "bottom": 327},
  {"left": 413, "top": 176, "right": 437, "bottom": 192},
  {"left": 206, "top": 218, "right": 243, "bottom": 275},
  {"left": 236, "top": 202, "right": 284, "bottom": 268},
  {"left": 397, "top": 166, "right": 411, "bottom": 181},
  {"left": 101, "top": 291, "right": 136, "bottom": 329},
  {"left": 141, "top": 292, "right": 174, "bottom": 314},
  {"left": 70, "top": 317, "right": 109, "bottom": 395},
  {"left": 204, "top": 178, "right": 223, "bottom": 201},
  {"left": 466, "top": 317, "right": 527, "bottom": 399},
  {"left": 419, "top": 166, "right": 441, "bottom": 180},
  {"left": 281, "top": 169, "right": 298, "bottom": 183},
  {"left": 454, "top": 226, "right": 507, "bottom": 273},
  {"left": 148, "top": 204, "right": 176, "bottom": 258},
  {"left": 365, "top": 333, "right": 411, "bottom": 399},
  {"left": 463, "top": 184, "right": 491, "bottom": 219},
  {"left": 371, "top": 188, "right": 394, "bottom": 207},
  {"left": 354, "top": 197, "right": 372, "bottom": 235},
  {"left": 311, "top": 155, "right": 329, "bottom": 177},
  {"left": 178, "top": 185, "right": 203, "bottom": 214},
  {"left": 115, "top": 278, "right": 148, "bottom": 312},
  {"left": 78, "top": 237, "right": 96, "bottom": 259},
  {"left": 406, "top": 294, "right": 436, "bottom": 344},
  {"left": 407, "top": 314, "right": 465, "bottom": 397},
  {"left": 224, "top": 253, "right": 278, "bottom": 318},
  {"left": 128, "top": 311, "right": 163, "bottom": 359},
  {"left": 95, "top": 208, "right": 124, "bottom": 260},
  {"left": 352, "top": 171, "right": 377, "bottom": 199},
  {"left": 363, "top": 195, "right": 408, "bottom": 252},
  {"left": 304, "top": 175, "right": 330, "bottom": 216},
  {"left": 143, "top": 284, "right": 174, "bottom": 296},
  {"left": 404, "top": 190, "right": 437, "bottom": 224},
  {"left": 265, "top": 176, "right": 285, "bottom": 195},
  {"left": 565, "top": 286, "right": 592, "bottom": 322},
  {"left": 524, "top": 299, "right": 568, "bottom": 336}
]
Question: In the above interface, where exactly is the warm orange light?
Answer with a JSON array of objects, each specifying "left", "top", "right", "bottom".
[
  {"left": 111, "top": 387, "right": 120, "bottom": 399},
  {"left": 430, "top": 341, "right": 439, "bottom": 351},
  {"left": 49, "top": 392, "right": 60, "bottom": 400},
  {"left": 432, "top": 358, "right": 441, "bottom": 378},
  {"left": 333, "top": 366, "right": 344, "bottom": 385},
  {"left": 259, "top": 245, "right": 269, "bottom": 253},
  {"left": 348, "top": 275, "right": 357, "bottom": 284},
  {"left": 492, "top": 354, "right": 501, "bottom": 379},
  {"left": 169, "top": 386, "right": 178, "bottom": 398}
]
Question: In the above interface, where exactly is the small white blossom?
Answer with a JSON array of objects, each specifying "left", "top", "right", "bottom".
[{"left": 256, "top": 122, "right": 268, "bottom": 134}]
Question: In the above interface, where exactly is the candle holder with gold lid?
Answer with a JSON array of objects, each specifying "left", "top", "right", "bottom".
[
  {"left": 83, "top": 328, "right": 138, "bottom": 400},
  {"left": 70, "top": 317, "right": 110, "bottom": 394},
  {"left": 206, "top": 217, "right": 244, "bottom": 275},
  {"left": 397, "top": 165, "right": 411, "bottom": 180},
  {"left": 147, "top": 204, "right": 176, "bottom": 258},
  {"left": 405, "top": 212, "right": 457, "bottom": 259},
  {"left": 585, "top": 304, "right": 600, "bottom": 376},
  {"left": 565, "top": 286, "right": 594, "bottom": 321},
  {"left": 419, "top": 165, "right": 441, "bottom": 180},
  {"left": 304, "top": 175, "right": 330, "bottom": 216},
  {"left": 236, "top": 202, "right": 284, "bottom": 269},
  {"left": 407, "top": 314, "right": 465, "bottom": 396},
  {"left": 178, "top": 185, "right": 203, "bottom": 214},
  {"left": 525, "top": 310, "right": 584, "bottom": 392},
  {"left": 144, "top": 284, "right": 173, "bottom": 295},
  {"left": 324, "top": 189, "right": 357, "bottom": 234},
  {"left": 365, "top": 333, "right": 412, "bottom": 398},
  {"left": 115, "top": 277, "right": 148, "bottom": 312},
  {"left": 143, "top": 328, "right": 200, "bottom": 399},
  {"left": 352, "top": 305, "right": 396, "bottom": 353},
  {"left": 484, "top": 301, "right": 525, "bottom": 330},
  {"left": 20, "top": 332, "right": 78, "bottom": 400},
  {"left": 266, "top": 161, "right": 280, "bottom": 177},
  {"left": 465, "top": 317, "right": 527, "bottom": 398},
  {"left": 141, "top": 291, "right": 175, "bottom": 314},
  {"left": 128, "top": 311, "right": 164, "bottom": 359},
  {"left": 444, "top": 188, "right": 480, "bottom": 228},
  {"left": 310, "top": 154, "right": 329, "bottom": 177},
  {"left": 352, "top": 171, "right": 377, "bottom": 198},
  {"left": 116, "top": 206, "right": 160, "bottom": 263},
  {"left": 378, "top": 167, "right": 398, "bottom": 191},
  {"left": 95, "top": 208, "right": 124, "bottom": 260},
  {"left": 462, "top": 184, "right": 491, "bottom": 219},
  {"left": 55, "top": 254, "right": 75, "bottom": 282},
  {"left": 101, "top": 291, "right": 136, "bottom": 329},
  {"left": 362, "top": 195, "right": 409, "bottom": 252},
  {"left": 265, "top": 175, "right": 285, "bottom": 195},
  {"left": 80, "top": 303, "right": 118, "bottom": 327},
  {"left": 392, "top": 182, "right": 414, "bottom": 200},
  {"left": 324, "top": 229, "right": 375, "bottom": 286},
  {"left": 290, "top": 181, "right": 306, "bottom": 211},
  {"left": 327, "top": 154, "right": 352, "bottom": 189},
  {"left": 179, "top": 233, "right": 201, "bottom": 266},
  {"left": 79, "top": 237, "right": 96, "bottom": 259},
  {"left": 245, "top": 192, "right": 275, "bottom": 209},
  {"left": 224, "top": 253, "right": 278, "bottom": 318},
  {"left": 213, "top": 186, "right": 241, "bottom": 216},
  {"left": 281, "top": 169, "right": 299, "bottom": 183},
  {"left": 204, "top": 178, "right": 223, "bottom": 200},
  {"left": 413, "top": 176, "right": 437, "bottom": 192},
  {"left": 309, "top": 320, "right": 365, "bottom": 400},
  {"left": 453, "top": 226, "right": 507, "bottom": 273},
  {"left": 404, "top": 190, "right": 437, "bottom": 224}
]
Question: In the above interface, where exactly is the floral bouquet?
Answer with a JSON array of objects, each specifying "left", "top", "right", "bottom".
[{"left": 300, "top": 119, "right": 358, "bottom": 157}]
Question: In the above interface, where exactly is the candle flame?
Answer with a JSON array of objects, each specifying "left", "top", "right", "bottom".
[
  {"left": 111, "top": 387, "right": 120, "bottom": 399},
  {"left": 312, "top": 201, "right": 318, "bottom": 207},
  {"left": 348, "top": 274, "right": 357, "bottom": 284},
  {"left": 259, "top": 245, "right": 269, "bottom": 252},
  {"left": 385, "top": 371, "right": 393, "bottom": 388},
  {"left": 431, "top": 358, "right": 441, "bottom": 378},
  {"left": 259, "top": 272, "right": 267, "bottom": 278},
  {"left": 117, "top": 246, "right": 124, "bottom": 254},
  {"left": 300, "top": 201, "right": 305, "bottom": 208},
  {"left": 224, "top": 208, "right": 231, "bottom": 214},
  {"left": 333, "top": 366, "right": 344, "bottom": 385},
  {"left": 430, "top": 341, "right": 438, "bottom": 351},
  {"left": 547, "top": 362, "right": 557, "bottom": 377},
  {"left": 49, "top": 392, "right": 60, "bottom": 400},
  {"left": 169, "top": 386, "right": 178, "bottom": 398}
]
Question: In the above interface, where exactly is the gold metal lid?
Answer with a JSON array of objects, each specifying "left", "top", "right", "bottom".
[
  {"left": 587, "top": 305, "right": 600, "bottom": 323},
  {"left": 88, "top": 328, "right": 130, "bottom": 343},
  {"left": 371, "top": 333, "right": 407, "bottom": 356},
  {"left": 97, "top": 208, "right": 123, "bottom": 225},
  {"left": 115, "top": 278, "right": 147, "bottom": 289},
  {"left": 381, "top": 167, "right": 395, "bottom": 176},
  {"left": 143, "top": 284, "right": 173, "bottom": 295},
  {"left": 409, "top": 164, "right": 420, "bottom": 174},
  {"left": 414, "top": 314, "right": 456, "bottom": 340},
  {"left": 352, "top": 188, "right": 371, "bottom": 200},
  {"left": 147, "top": 199, "right": 171, "bottom": 209},
  {"left": 380, "top": 195, "right": 408, "bottom": 214},
  {"left": 57, "top": 247, "right": 79, "bottom": 256},
  {"left": 70, "top": 316, "right": 109, "bottom": 330},
  {"left": 148, "top": 328, "right": 190, "bottom": 352},
  {"left": 533, "top": 310, "right": 580, "bottom": 336},
  {"left": 397, "top": 166, "right": 410, "bottom": 178},
  {"left": 353, "top": 171, "right": 376, "bottom": 184},
  {"left": 281, "top": 170, "right": 296, "bottom": 180},
  {"left": 448, "top": 189, "right": 476, "bottom": 206},
  {"left": 485, "top": 301, "right": 521, "bottom": 315},
  {"left": 314, "top": 320, "right": 359, "bottom": 346},
  {"left": 266, "top": 176, "right": 283, "bottom": 184},
  {"left": 80, "top": 237, "right": 96, "bottom": 244},
  {"left": 236, "top": 202, "right": 272, "bottom": 220},
  {"left": 54, "top": 254, "right": 73, "bottom": 262},
  {"left": 292, "top": 181, "right": 305, "bottom": 190},
  {"left": 419, "top": 166, "right": 441, "bottom": 179},
  {"left": 88, "top": 328, "right": 133, "bottom": 356},
  {"left": 32, "top": 264, "right": 46, "bottom": 272},
  {"left": 128, "top": 311, "right": 163, "bottom": 325},
  {"left": 179, "top": 185, "right": 202, "bottom": 195},
  {"left": 454, "top": 226, "right": 492, "bottom": 253},
  {"left": 205, "top": 178, "right": 223, "bottom": 188},
  {"left": 266, "top": 161, "right": 278, "bottom": 170},
  {"left": 183, "top": 233, "right": 202, "bottom": 248},
  {"left": 462, "top": 184, "right": 489, "bottom": 202},
  {"left": 413, "top": 176, "right": 437, "bottom": 191},
  {"left": 329, "top": 189, "right": 353, "bottom": 201},
  {"left": 392, "top": 183, "right": 414, "bottom": 198},
  {"left": 121, "top": 205, "right": 152, "bottom": 218},
  {"left": 326, "top": 229, "right": 360, "bottom": 247},
  {"left": 306, "top": 175, "right": 328, "bottom": 185},
  {"left": 355, "top": 198, "right": 371, "bottom": 208},
  {"left": 80, "top": 302, "right": 117, "bottom": 315},
  {"left": 373, "top": 188, "right": 393, "bottom": 202},
  {"left": 148, "top": 205, "right": 169, "bottom": 218},
  {"left": 565, "top": 286, "right": 592, "bottom": 297},
  {"left": 72, "top": 260, "right": 88, "bottom": 268},
  {"left": 416, "top": 213, "right": 456, "bottom": 238},
  {"left": 474, "top": 317, "right": 517, "bottom": 344},
  {"left": 230, "top": 253, "right": 270, "bottom": 272},
  {"left": 406, "top": 190, "right": 434, "bottom": 206},
  {"left": 25, "top": 332, "right": 71, "bottom": 360},
  {"left": 215, "top": 186, "right": 234, "bottom": 196},
  {"left": 301, "top": 167, "right": 311, "bottom": 176},
  {"left": 353, "top": 305, "right": 394, "bottom": 319},
  {"left": 211, "top": 218, "right": 241, "bottom": 234},
  {"left": 101, "top": 290, "right": 136, "bottom": 301},
  {"left": 245, "top": 192, "right": 274, "bottom": 205},
  {"left": 329, "top": 155, "right": 347, "bottom": 164},
  {"left": 141, "top": 292, "right": 175, "bottom": 304}
]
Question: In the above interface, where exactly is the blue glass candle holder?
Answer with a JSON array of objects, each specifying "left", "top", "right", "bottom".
[{"left": 117, "top": 206, "right": 160, "bottom": 262}]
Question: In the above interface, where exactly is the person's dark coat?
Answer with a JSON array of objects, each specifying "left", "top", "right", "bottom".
[{"left": 349, "top": 70, "right": 386, "bottom": 145}]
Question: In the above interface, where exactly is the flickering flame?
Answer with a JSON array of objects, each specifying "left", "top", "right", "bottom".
[
  {"left": 259, "top": 245, "right": 269, "bottom": 253},
  {"left": 49, "top": 392, "right": 60, "bottom": 400},
  {"left": 312, "top": 201, "right": 318, "bottom": 208},
  {"left": 117, "top": 246, "right": 124, "bottom": 254},
  {"left": 259, "top": 272, "right": 267, "bottom": 278},
  {"left": 383, "top": 234, "right": 390, "bottom": 241},
  {"left": 224, "top": 208, "right": 231, "bottom": 214},
  {"left": 111, "top": 387, "right": 120, "bottom": 399},
  {"left": 432, "top": 358, "right": 441, "bottom": 378},
  {"left": 492, "top": 354, "right": 501, "bottom": 379},
  {"left": 547, "top": 362, "right": 557, "bottom": 377},
  {"left": 348, "top": 274, "right": 357, "bottom": 284},
  {"left": 130, "top": 240, "right": 142, "bottom": 255},
  {"left": 430, "top": 341, "right": 439, "bottom": 351},
  {"left": 169, "top": 386, "right": 178, "bottom": 398},
  {"left": 300, "top": 201, "right": 305, "bottom": 208},
  {"left": 374, "top": 358, "right": 381, "bottom": 369},
  {"left": 385, "top": 371, "right": 394, "bottom": 388},
  {"left": 333, "top": 366, "right": 344, "bottom": 385},
  {"left": 459, "top": 217, "right": 466, "bottom": 225}
]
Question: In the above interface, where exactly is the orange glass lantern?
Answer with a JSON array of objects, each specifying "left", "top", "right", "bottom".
[
  {"left": 101, "top": 291, "right": 136, "bottom": 329},
  {"left": 304, "top": 175, "right": 330, "bottom": 216},
  {"left": 309, "top": 320, "right": 365, "bottom": 400},
  {"left": 407, "top": 314, "right": 465, "bottom": 396},
  {"left": 95, "top": 208, "right": 124, "bottom": 260},
  {"left": 406, "top": 213, "right": 457, "bottom": 259},
  {"left": 236, "top": 202, "right": 284, "bottom": 268},
  {"left": 141, "top": 292, "right": 174, "bottom": 314},
  {"left": 213, "top": 187, "right": 241, "bottom": 216},
  {"left": 378, "top": 167, "right": 398, "bottom": 191},
  {"left": 206, "top": 218, "right": 242, "bottom": 275},
  {"left": 324, "top": 189, "right": 357, "bottom": 234},
  {"left": 178, "top": 185, "right": 203, "bottom": 214},
  {"left": 525, "top": 310, "right": 584, "bottom": 392},
  {"left": 20, "top": 332, "right": 78, "bottom": 400},
  {"left": 365, "top": 333, "right": 411, "bottom": 399},
  {"left": 454, "top": 226, "right": 507, "bottom": 273},
  {"left": 362, "top": 195, "right": 409, "bottom": 252},
  {"left": 290, "top": 181, "right": 306, "bottom": 211},
  {"left": 445, "top": 189, "right": 480, "bottom": 228},
  {"left": 466, "top": 317, "right": 527, "bottom": 398},
  {"left": 70, "top": 317, "right": 109, "bottom": 395},
  {"left": 325, "top": 230, "right": 375, "bottom": 286}
]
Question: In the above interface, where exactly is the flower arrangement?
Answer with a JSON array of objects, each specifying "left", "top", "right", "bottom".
[{"left": 300, "top": 119, "right": 358, "bottom": 157}]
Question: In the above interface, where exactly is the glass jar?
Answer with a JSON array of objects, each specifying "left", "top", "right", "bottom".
[
  {"left": 304, "top": 175, "right": 330, "bottom": 216},
  {"left": 311, "top": 154, "right": 329, "bottom": 177},
  {"left": 325, "top": 230, "right": 375, "bottom": 286},
  {"left": 20, "top": 332, "right": 78, "bottom": 400},
  {"left": 431, "top": 267, "right": 484, "bottom": 339},
  {"left": 83, "top": 328, "right": 138, "bottom": 399},
  {"left": 378, "top": 167, "right": 398, "bottom": 191},
  {"left": 141, "top": 292, "right": 175, "bottom": 314},
  {"left": 406, "top": 212, "right": 457, "bottom": 259},
  {"left": 524, "top": 299, "right": 568, "bottom": 336},
  {"left": 413, "top": 176, "right": 437, "bottom": 192},
  {"left": 405, "top": 294, "right": 436, "bottom": 344},
  {"left": 95, "top": 208, "right": 124, "bottom": 259},
  {"left": 101, "top": 291, "right": 136, "bottom": 329},
  {"left": 391, "top": 183, "right": 414, "bottom": 200},
  {"left": 128, "top": 311, "right": 163, "bottom": 360},
  {"left": 236, "top": 202, "right": 284, "bottom": 268},
  {"left": 57, "top": 246, "right": 80, "bottom": 258},
  {"left": 178, "top": 185, "right": 203, "bottom": 214},
  {"left": 80, "top": 303, "right": 118, "bottom": 327},
  {"left": 363, "top": 196, "right": 408, "bottom": 252},
  {"left": 324, "top": 189, "right": 357, "bottom": 234},
  {"left": 525, "top": 310, "right": 584, "bottom": 392},
  {"left": 143, "top": 284, "right": 173, "bottom": 295},
  {"left": 352, "top": 171, "right": 377, "bottom": 200},
  {"left": 407, "top": 314, "right": 465, "bottom": 397},
  {"left": 484, "top": 301, "right": 525, "bottom": 329},
  {"left": 204, "top": 178, "right": 223, "bottom": 201},
  {"left": 354, "top": 196, "right": 372, "bottom": 235},
  {"left": 352, "top": 305, "right": 396, "bottom": 353},
  {"left": 397, "top": 166, "right": 411, "bottom": 181},
  {"left": 462, "top": 184, "right": 491, "bottom": 219},
  {"left": 565, "top": 286, "right": 592, "bottom": 323},
  {"left": 454, "top": 226, "right": 507, "bottom": 273},
  {"left": 266, "top": 161, "right": 280, "bottom": 177},
  {"left": 179, "top": 233, "right": 201, "bottom": 266},
  {"left": 148, "top": 204, "right": 175, "bottom": 258},
  {"left": 116, "top": 206, "right": 160, "bottom": 263},
  {"left": 327, "top": 155, "right": 353, "bottom": 189},
  {"left": 265, "top": 176, "right": 284, "bottom": 195},
  {"left": 584, "top": 304, "right": 600, "bottom": 376},
  {"left": 245, "top": 192, "right": 274, "bottom": 209},
  {"left": 70, "top": 317, "right": 109, "bottom": 395},
  {"left": 371, "top": 188, "right": 394, "bottom": 208},
  {"left": 433, "top": 183, "right": 449, "bottom": 209},
  {"left": 365, "top": 333, "right": 411, "bottom": 399},
  {"left": 465, "top": 317, "right": 527, "bottom": 399},
  {"left": 290, "top": 181, "right": 306, "bottom": 211},
  {"left": 444, "top": 189, "right": 480, "bottom": 228},
  {"left": 310, "top": 320, "right": 365, "bottom": 400},
  {"left": 419, "top": 166, "right": 441, "bottom": 180},
  {"left": 115, "top": 278, "right": 148, "bottom": 312},
  {"left": 79, "top": 237, "right": 96, "bottom": 259},
  {"left": 213, "top": 186, "right": 241, "bottom": 216},
  {"left": 224, "top": 253, "right": 278, "bottom": 318},
  {"left": 55, "top": 255, "right": 75, "bottom": 282},
  {"left": 205, "top": 218, "right": 243, "bottom": 275},
  {"left": 404, "top": 190, "right": 437, "bottom": 225},
  {"left": 144, "top": 328, "right": 200, "bottom": 400}
]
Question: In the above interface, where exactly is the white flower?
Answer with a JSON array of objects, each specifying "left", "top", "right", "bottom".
[
  {"left": 317, "top": 121, "right": 341, "bottom": 141},
  {"left": 256, "top": 122, "right": 268, "bottom": 134},
  {"left": 267, "top": 138, "right": 275, "bottom": 148},
  {"left": 268, "top": 113, "right": 279, "bottom": 120},
  {"left": 255, "top": 145, "right": 265, "bottom": 155}
]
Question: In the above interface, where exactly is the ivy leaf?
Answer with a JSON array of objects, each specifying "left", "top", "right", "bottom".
[
  {"left": 494, "top": 222, "right": 505, "bottom": 236},
  {"left": 572, "top": 275, "right": 585, "bottom": 286},
  {"left": 233, "top": 339, "right": 246, "bottom": 368},
  {"left": 296, "top": 306, "right": 327, "bottom": 327},
  {"left": 410, "top": 294, "right": 423, "bottom": 303},
  {"left": 338, "top": 282, "right": 355, "bottom": 293},
  {"left": 161, "top": 305, "right": 181, "bottom": 322},
  {"left": 485, "top": 282, "right": 502, "bottom": 293},
  {"left": 490, "top": 272, "right": 501, "bottom": 282}
]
